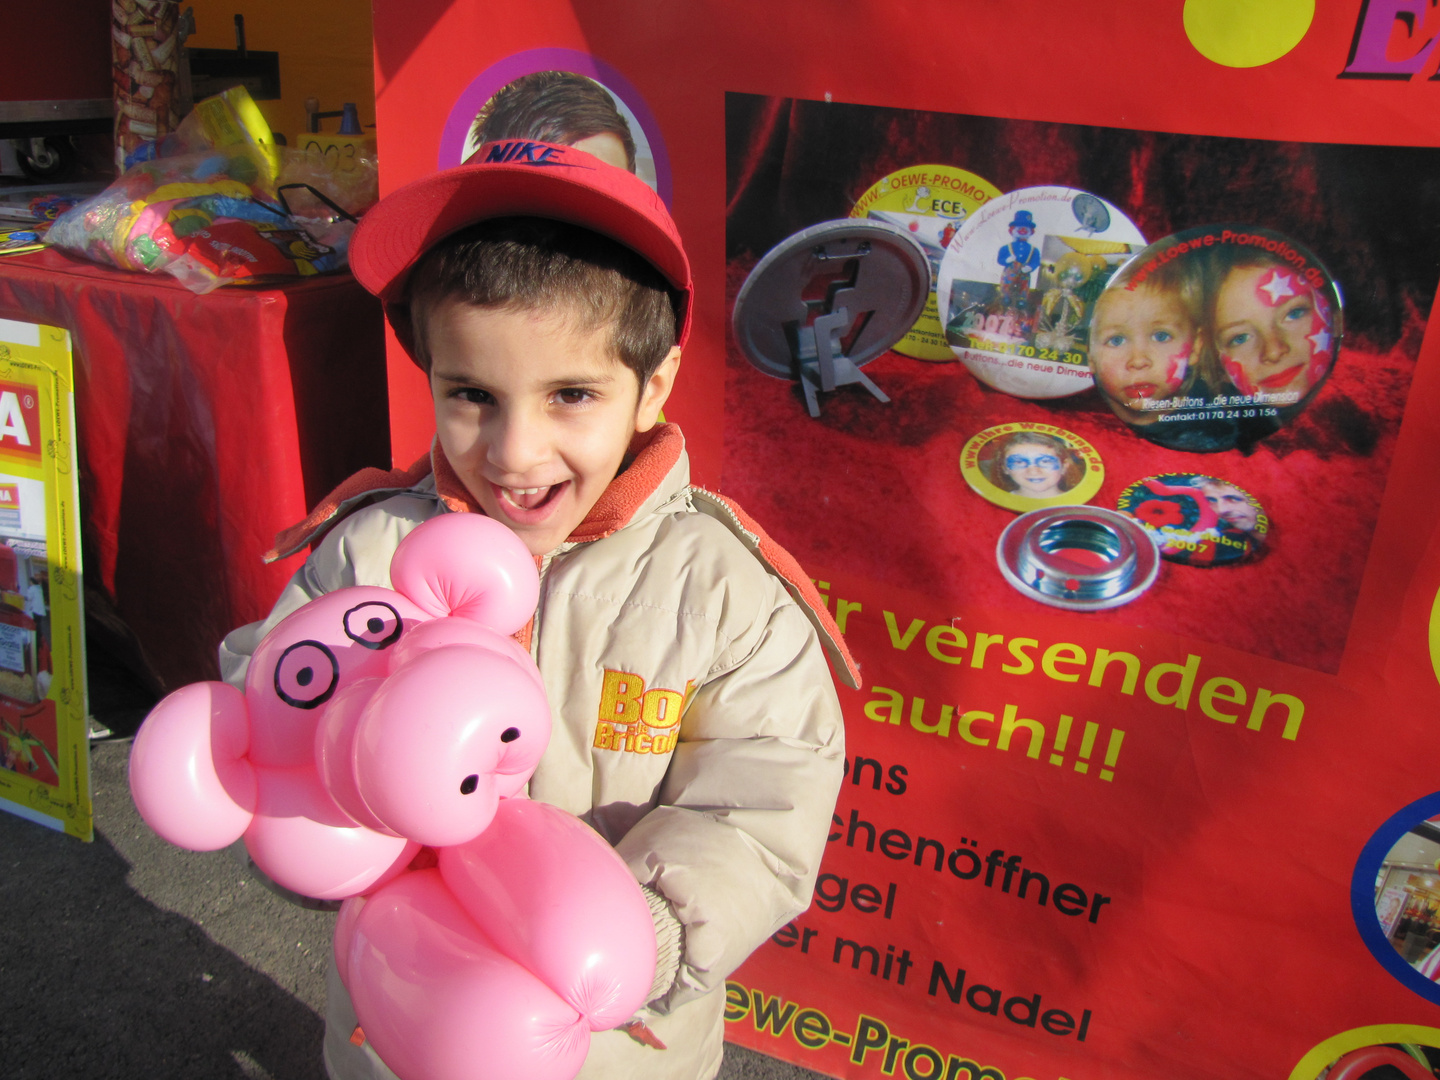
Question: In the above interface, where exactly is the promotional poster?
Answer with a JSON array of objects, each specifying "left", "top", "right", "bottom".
[
  {"left": 367, "top": 3, "right": 1440, "bottom": 1077},
  {"left": 0, "top": 318, "right": 89, "bottom": 841}
]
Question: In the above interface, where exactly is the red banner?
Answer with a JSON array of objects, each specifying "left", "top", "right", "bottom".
[{"left": 369, "top": 3, "right": 1440, "bottom": 1077}]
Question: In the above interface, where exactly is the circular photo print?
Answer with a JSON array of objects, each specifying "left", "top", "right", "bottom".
[
  {"left": 1294, "top": 1035, "right": 1440, "bottom": 1080},
  {"left": 936, "top": 187, "right": 1147, "bottom": 398},
  {"left": 439, "top": 51, "right": 667, "bottom": 197},
  {"left": 462, "top": 70, "right": 656, "bottom": 187},
  {"left": 850, "top": 165, "right": 1002, "bottom": 361},
  {"left": 961, "top": 424, "right": 1104, "bottom": 513},
  {"left": 1116, "top": 474, "right": 1268, "bottom": 566},
  {"left": 1087, "top": 225, "right": 1342, "bottom": 452},
  {"left": 1352, "top": 793, "right": 1440, "bottom": 1010}
]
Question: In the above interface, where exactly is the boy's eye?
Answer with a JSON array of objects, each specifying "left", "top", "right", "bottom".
[
  {"left": 453, "top": 387, "right": 494, "bottom": 406},
  {"left": 1103, "top": 333, "right": 1126, "bottom": 348},
  {"left": 1151, "top": 330, "right": 1174, "bottom": 344},
  {"left": 555, "top": 388, "right": 592, "bottom": 405},
  {"left": 1284, "top": 303, "right": 1311, "bottom": 322},
  {"left": 1224, "top": 331, "right": 1252, "bottom": 350}
]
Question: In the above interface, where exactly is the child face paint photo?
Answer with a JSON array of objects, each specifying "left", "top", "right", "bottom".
[
  {"left": 1086, "top": 226, "right": 1342, "bottom": 452},
  {"left": 1091, "top": 284, "right": 1199, "bottom": 422},
  {"left": 961, "top": 424, "right": 1103, "bottom": 513},
  {"left": 1215, "top": 264, "right": 1332, "bottom": 400},
  {"left": 1003, "top": 441, "right": 1065, "bottom": 498}
]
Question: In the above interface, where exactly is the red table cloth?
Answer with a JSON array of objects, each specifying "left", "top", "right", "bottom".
[{"left": 0, "top": 250, "right": 391, "bottom": 688}]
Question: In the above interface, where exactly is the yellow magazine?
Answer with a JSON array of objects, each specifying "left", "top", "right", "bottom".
[{"left": 0, "top": 318, "right": 89, "bottom": 840}]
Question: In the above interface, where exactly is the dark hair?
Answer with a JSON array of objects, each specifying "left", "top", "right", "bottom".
[
  {"left": 470, "top": 71, "right": 637, "bottom": 172},
  {"left": 405, "top": 216, "right": 680, "bottom": 383}
]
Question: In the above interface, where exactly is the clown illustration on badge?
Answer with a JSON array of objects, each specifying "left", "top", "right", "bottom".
[{"left": 1087, "top": 225, "right": 1342, "bottom": 451}]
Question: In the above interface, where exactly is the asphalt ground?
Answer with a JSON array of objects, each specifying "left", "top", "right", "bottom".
[{"left": 0, "top": 735, "right": 830, "bottom": 1080}]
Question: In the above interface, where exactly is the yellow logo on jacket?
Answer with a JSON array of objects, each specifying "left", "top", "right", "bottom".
[{"left": 593, "top": 669, "right": 695, "bottom": 755}]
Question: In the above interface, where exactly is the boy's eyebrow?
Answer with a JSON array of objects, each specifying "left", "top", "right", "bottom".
[{"left": 429, "top": 369, "right": 622, "bottom": 388}]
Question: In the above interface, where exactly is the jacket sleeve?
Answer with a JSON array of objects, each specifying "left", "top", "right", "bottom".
[{"left": 614, "top": 575, "right": 846, "bottom": 1013}]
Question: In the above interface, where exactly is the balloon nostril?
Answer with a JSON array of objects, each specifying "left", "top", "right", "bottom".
[
  {"left": 459, "top": 775, "right": 479, "bottom": 795},
  {"left": 500, "top": 728, "right": 520, "bottom": 743}
]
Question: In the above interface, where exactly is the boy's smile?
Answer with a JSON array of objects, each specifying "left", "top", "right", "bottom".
[{"left": 427, "top": 300, "right": 678, "bottom": 556}]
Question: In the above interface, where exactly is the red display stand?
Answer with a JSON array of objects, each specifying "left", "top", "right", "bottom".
[{"left": 0, "top": 251, "right": 390, "bottom": 688}]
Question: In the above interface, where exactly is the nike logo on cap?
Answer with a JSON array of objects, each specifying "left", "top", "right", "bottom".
[{"left": 482, "top": 141, "right": 587, "bottom": 166}]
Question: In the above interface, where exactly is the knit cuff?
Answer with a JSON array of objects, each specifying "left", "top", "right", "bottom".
[{"left": 642, "top": 884, "right": 684, "bottom": 1003}]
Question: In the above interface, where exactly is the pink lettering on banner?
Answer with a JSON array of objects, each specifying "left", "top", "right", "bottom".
[{"left": 1342, "top": 0, "right": 1440, "bottom": 78}]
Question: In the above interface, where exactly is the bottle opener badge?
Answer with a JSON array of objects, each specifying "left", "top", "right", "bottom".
[{"left": 997, "top": 505, "right": 1161, "bottom": 612}]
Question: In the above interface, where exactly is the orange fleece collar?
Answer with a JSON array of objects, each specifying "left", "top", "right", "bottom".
[
  {"left": 268, "top": 424, "right": 685, "bottom": 561},
  {"left": 430, "top": 424, "right": 682, "bottom": 543}
]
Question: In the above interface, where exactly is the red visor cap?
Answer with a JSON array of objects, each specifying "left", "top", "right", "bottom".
[{"left": 350, "top": 139, "right": 693, "bottom": 353}]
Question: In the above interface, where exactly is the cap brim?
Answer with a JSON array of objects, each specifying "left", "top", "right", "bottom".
[{"left": 350, "top": 149, "right": 691, "bottom": 320}]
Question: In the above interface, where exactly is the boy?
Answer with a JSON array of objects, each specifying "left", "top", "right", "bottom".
[{"left": 219, "top": 139, "right": 858, "bottom": 1080}]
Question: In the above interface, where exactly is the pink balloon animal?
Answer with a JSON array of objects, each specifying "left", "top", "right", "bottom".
[{"left": 129, "top": 513, "right": 657, "bottom": 1080}]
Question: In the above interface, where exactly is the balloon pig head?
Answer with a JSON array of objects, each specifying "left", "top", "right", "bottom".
[{"left": 129, "top": 513, "right": 550, "bottom": 900}]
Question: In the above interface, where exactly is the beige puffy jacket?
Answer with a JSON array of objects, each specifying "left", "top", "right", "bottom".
[{"left": 219, "top": 425, "right": 857, "bottom": 1080}]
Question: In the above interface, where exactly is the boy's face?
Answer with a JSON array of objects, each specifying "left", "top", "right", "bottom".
[
  {"left": 1091, "top": 286, "right": 1198, "bottom": 420},
  {"left": 1215, "top": 264, "right": 1330, "bottom": 399},
  {"left": 427, "top": 300, "right": 679, "bottom": 556}
]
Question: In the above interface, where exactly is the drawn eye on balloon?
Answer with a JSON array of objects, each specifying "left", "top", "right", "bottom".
[
  {"left": 273, "top": 640, "right": 340, "bottom": 709},
  {"left": 344, "top": 601, "right": 404, "bottom": 650}
]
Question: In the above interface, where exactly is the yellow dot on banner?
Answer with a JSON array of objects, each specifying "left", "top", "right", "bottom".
[
  {"left": 1183, "top": 0, "right": 1315, "bottom": 68},
  {"left": 1430, "top": 585, "right": 1440, "bottom": 686}
]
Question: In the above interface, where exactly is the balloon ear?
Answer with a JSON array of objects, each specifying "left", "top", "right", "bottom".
[
  {"left": 390, "top": 514, "right": 539, "bottom": 635},
  {"left": 129, "top": 681, "right": 257, "bottom": 851}
]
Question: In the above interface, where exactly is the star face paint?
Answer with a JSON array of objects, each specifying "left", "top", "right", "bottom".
[
  {"left": 1090, "top": 284, "right": 1200, "bottom": 422},
  {"left": 1215, "top": 264, "right": 1333, "bottom": 401}
]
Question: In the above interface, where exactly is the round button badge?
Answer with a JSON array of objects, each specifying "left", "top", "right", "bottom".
[
  {"left": 1087, "top": 224, "right": 1342, "bottom": 452},
  {"left": 961, "top": 423, "right": 1104, "bottom": 513},
  {"left": 850, "top": 165, "right": 1002, "bottom": 361},
  {"left": 936, "top": 187, "right": 1147, "bottom": 398},
  {"left": 1116, "top": 474, "right": 1268, "bottom": 566}
]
